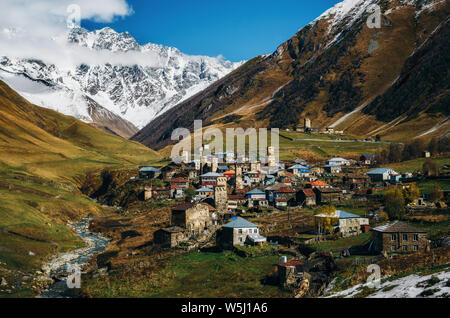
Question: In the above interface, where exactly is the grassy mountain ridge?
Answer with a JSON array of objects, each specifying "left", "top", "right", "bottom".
[
  {"left": 0, "top": 80, "right": 161, "bottom": 282},
  {"left": 133, "top": 0, "right": 450, "bottom": 150}
]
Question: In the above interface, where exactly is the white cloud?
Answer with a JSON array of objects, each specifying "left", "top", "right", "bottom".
[
  {"left": 0, "top": 0, "right": 133, "bottom": 36},
  {"left": 0, "top": 0, "right": 142, "bottom": 68}
]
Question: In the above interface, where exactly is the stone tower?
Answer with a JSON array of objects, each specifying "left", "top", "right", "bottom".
[
  {"left": 144, "top": 186, "right": 152, "bottom": 201},
  {"left": 214, "top": 176, "right": 228, "bottom": 215},
  {"left": 234, "top": 164, "right": 243, "bottom": 191},
  {"left": 304, "top": 118, "right": 311, "bottom": 129},
  {"left": 181, "top": 150, "right": 189, "bottom": 164},
  {"left": 212, "top": 157, "right": 219, "bottom": 173},
  {"left": 268, "top": 146, "right": 276, "bottom": 167},
  {"left": 250, "top": 161, "right": 261, "bottom": 172}
]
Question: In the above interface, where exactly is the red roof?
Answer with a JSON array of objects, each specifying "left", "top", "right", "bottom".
[
  {"left": 279, "top": 260, "right": 304, "bottom": 267},
  {"left": 170, "top": 184, "right": 181, "bottom": 189},
  {"left": 171, "top": 177, "right": 188, "bottom": 183},
  {"left": 310, "top": 180, "right": 329, "bottom": 187},
  {"left": 224, "top": 170, "right": 235, "bottom": 175},
  {"left": 302, "top": 188, "right": 316, "bottom": 197}
]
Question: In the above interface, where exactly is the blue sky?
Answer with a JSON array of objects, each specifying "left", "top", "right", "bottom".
[{"left": 82, "top": 0, "right": 341, "bottom": 62}]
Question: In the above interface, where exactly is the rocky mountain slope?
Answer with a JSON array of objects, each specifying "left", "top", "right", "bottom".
[
  {"left": 0, "top": 27, "right": 242, "bottom": 136},
  {"left": 133, "top": 0, "right": 450, "bottom": 150}
]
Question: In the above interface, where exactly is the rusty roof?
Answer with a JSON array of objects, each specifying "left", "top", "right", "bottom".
[
  {"left": 301, "top": 188, "right": 316, "bottom": 197},
  {"left": 279, "top": 259, "right": 304, "bottom": 267}
]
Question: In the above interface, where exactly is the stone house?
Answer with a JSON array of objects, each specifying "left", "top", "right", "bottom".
[
  {"left": 227, "top": 194, "right": 246, "bottom": 212},
  {"left": 170, "top": 177, "right": 188, "bottom": 189},
  {"left": 201, "top": 172, "right": 223, "bottom": 188},
  {"left": 144, "top": 186, "right": 171, "bottom": 200},
  {"left": 196, "top": 187, "right": 214, "bottom": 199},
  {"left": 343, "top": 174, "right": 371, "bottom": 190},
  {"left": 139, "top": 167, "right": 161, "bottom": 179},
  {"left": 277, "top": 259, "right": 308, "bottom": 288},
  {"left": 273, "top": 187, "right": 297, "bottom": 207},
  {"left": 324, "top": 164, "right": 342, "bottom": 174},
  {"left": 171, "top": 203, "right": 212, "bottom": 234},
  {"left": 170, "top": 185, "right": 185, "bottom": 199},
  {"left": 371, "top": 221, "right": 429, "bottom": 254},
  {"left": 217, "top": 218, "right": 266, "bottom": 249},
  {"left": 153, "top": 227, "right": 186, "bottom": 248},
  {"left": 161, "top": 163, "right": 186, "bottom": 181},
  {"left": 296, "top": 188, "right": 316, "bottom": 207}
]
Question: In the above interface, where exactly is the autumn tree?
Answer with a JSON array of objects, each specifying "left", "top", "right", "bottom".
[
  {"left": 384, "top": 188, "right": 406, "bottom": 220},
  {"left": 403, "top": 184, "right": 420, "bottom": 204},
  {"left": 315, "top": 206, "right": 337, "bottom": 235},
  {"left": 429, "top": 183, "right": 443, "bottom": 202},
  {"left": 378, "top": 207, "right": 389, "bottom": 222}
]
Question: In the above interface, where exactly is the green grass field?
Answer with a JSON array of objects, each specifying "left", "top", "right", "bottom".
[
  {"left": 386, "top": 157, "right": 450, "bottom": 173},
  {"left": 312, "top": 233, "right": 372, "bottom": 253},
  {"left": 83, "top": 251, "right": 290, "bottom": 298}
]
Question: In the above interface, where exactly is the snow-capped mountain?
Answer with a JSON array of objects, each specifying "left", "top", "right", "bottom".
[{"left": 0, "top": 27, "right": 243, "bottom": 132}]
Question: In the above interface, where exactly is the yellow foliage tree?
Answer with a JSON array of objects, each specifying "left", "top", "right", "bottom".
[
  {"left": 403, "top": 184, "right": 420, "bottom": 204},
  {"left": 315, "top": 206, "right": 337, "bottom": 235}
]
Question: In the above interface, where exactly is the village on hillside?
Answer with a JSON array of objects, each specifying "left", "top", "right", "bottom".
[{"left": 72, "top": 139, "right": 450, "bottom": 298}]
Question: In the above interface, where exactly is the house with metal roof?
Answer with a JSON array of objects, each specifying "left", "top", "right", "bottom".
[
  {"left": 139, "top": 166, "right": 161, "bottom": 179},
  {"left": 196, "top": 187, "right": 214, "bottom": 200},
  {"left": 314, "top": 210, "right": 369, "bottom": 237},
  {"left": 366, "top": 168, "right": 399, "bottom": 182},
  {"left": 218, "top": 218, "right": 266, "bottom": 248},
  {"left": 246, "top": 188, "right": 269, "bottom": 208},
  {"left": 326, "top": 158, "right": 350, "bottom": 166},
  {"left": 287, "top": 164, "right": 310, "bottom": 177}
]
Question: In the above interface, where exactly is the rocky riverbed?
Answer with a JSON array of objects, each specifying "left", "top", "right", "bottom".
[{"left": 38, "top": 218, "right": 110, "bottom": 298}]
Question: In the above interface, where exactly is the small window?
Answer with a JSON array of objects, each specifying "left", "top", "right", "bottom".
[
  {"left": 239, "top": 237, "right": 243, "bottom": 242},
  {"left": 254, "top": 229, "right": 258, "bottom": 234},
  {"left": 238, "top": 229, "right": 243, "bottom": 234},
  {"left": 402, "top": 245, "right": 408, "bottom": 251},
  {"left": 391, "top": 246, "right": 396, "bottom": 251},
  {"left": 413, "top": 245, "right": 418, "bottom": 251},
  {"left": 391, "top": 234, "right": 397, "bottom": 241},
  {"left": 413, "top": 234, "right": 418, "bottom": 241},
  {"left": 403, "top": 234, "right": 408, "bottom": 241}
]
